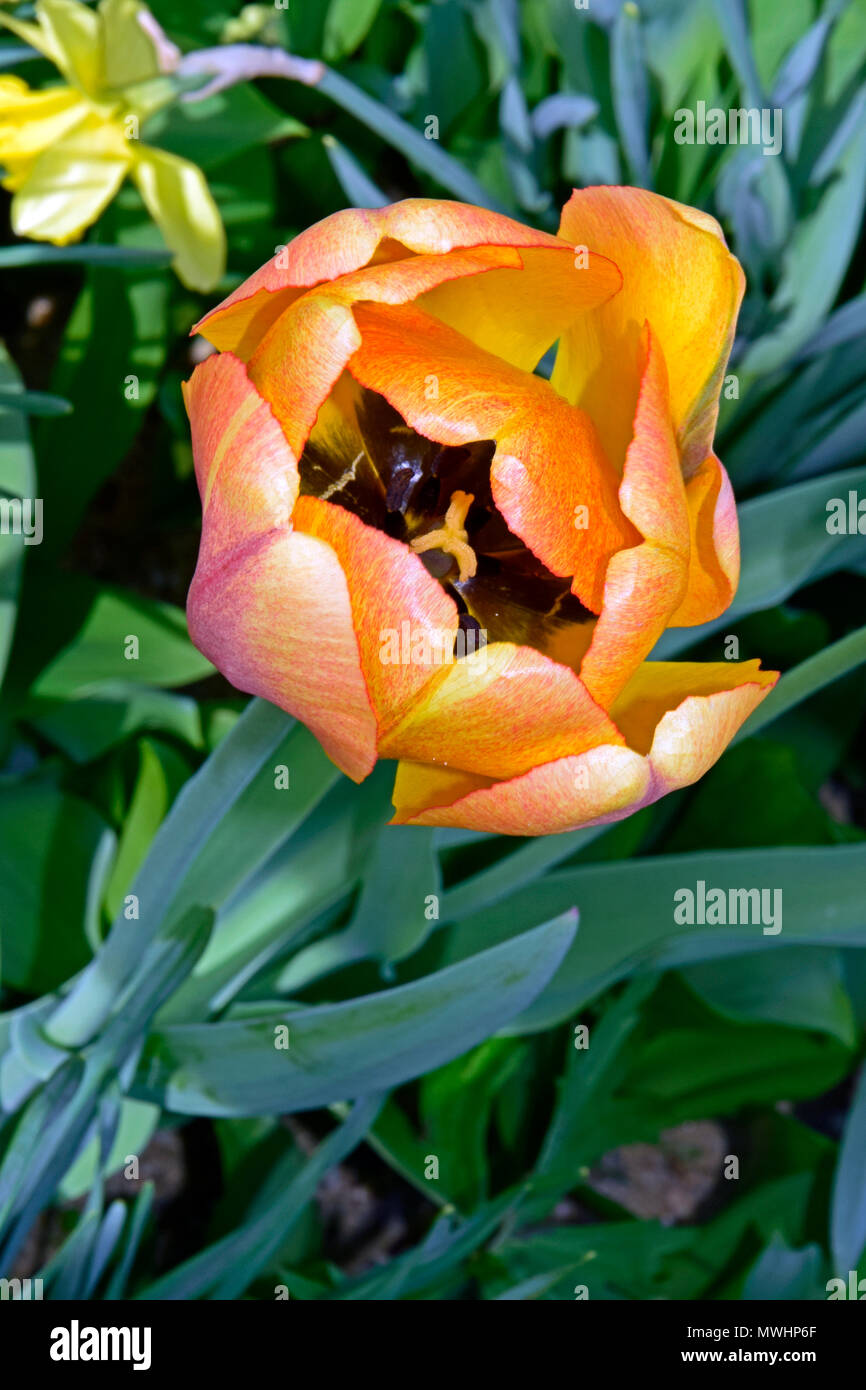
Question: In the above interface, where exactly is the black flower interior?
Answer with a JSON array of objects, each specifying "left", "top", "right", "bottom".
[{"left": 299, "top": 381, "right": 594, "bottom": 662}]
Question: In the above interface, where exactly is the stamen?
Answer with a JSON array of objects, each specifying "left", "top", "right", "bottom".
[{"left": 410, "top": 490, "right": 478, "bottom": 582}]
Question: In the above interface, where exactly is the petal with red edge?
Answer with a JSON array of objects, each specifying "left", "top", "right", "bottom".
[
  {"left": 193, "top": 197, "right": 568, "bottom": 353},
  {"left": 349, "top": 301, "right": 638, "bottom": 613},
  {"left": 292, "top": 494, "right": 458, "bottom": 736},
  {"left": 670, "top": 454, "right": 739, "bottom": 626},
  {"left": 391, "top": 745, "right": 649, "bottom": 833},
  {"left": 579, "top": 325, "right": 689, "bottom": 708},
  {"left": 391, "top": 660, "right": 777, "bottom": 832},
  {"left": 183, "top": 351, "right": 298, "bottom": 566},
  {"left": 243, "top": 248, "right": 532, "bottom": 459},
  {"left": 554, "top": 186, "right": 744, "bottom": 476},
  {"left": 380, "top": 641, "right": 623, "bottom": 780},
  {"left": 188, "top": 527, "right": 378, "bottom": 782}
]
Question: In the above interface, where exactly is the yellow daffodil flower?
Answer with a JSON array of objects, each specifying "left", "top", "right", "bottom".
[{"left": 0, "top": 0, "right": 226, "bottom": 291}]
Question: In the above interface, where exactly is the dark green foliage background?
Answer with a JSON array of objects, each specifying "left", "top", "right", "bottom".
[{"left": 0, "top": 0, "right": 865, "bottom": 1301}]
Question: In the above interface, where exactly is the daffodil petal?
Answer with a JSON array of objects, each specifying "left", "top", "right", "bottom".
[
  {"left": 0, "top": 11, "right": 65, "bottom": 69},
  {"left": 100, "top": 0, "right": 163, "bottom": 89},
  {"left": 132, "top": 146, "right": 226, "bottom": 293},
  {"left": 35, "top": 0, "right": 103, "bottom": 94},
  {"left": 0, "top": 79, "right": 91, "bottom": 193},
  {"left": 11, "top": 116, "right": 130, "bottom": 243}
]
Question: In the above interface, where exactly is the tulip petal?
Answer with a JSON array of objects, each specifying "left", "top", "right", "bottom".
[
  {"left": 292, "top": 494, "right": 459, "bottom": 736},
  {"left": 391, "top": 660, "right": 777, "bottom": 832},
  {"left": 578, "top": 324, "right": 690, "bottom": 707},
  {"left": 554, "top": 186, "right": 744, "bottom": 476},
  {"left": 349, "top": 301, "right": 638, "bottom": 613},
  {"left": 182, "top": 351, "right": 299, "bottom": 565},
  {"left": 391, "top": 746, "right": 648, "bottom": 833},
  {"left": 184, "top": 356, "right": 377, "bottom": 780},
  {"left": 10, "top": 116, "right": 130, "bottom": 244},
  {"left": 193, "top": 197, "right": 568, "bottom": 351},
  {"left": 609, "top": 659, "right": 776, "bottom": 754},
  {"left": 380, "top": 641, "right": 623, "bottom": 780},
  {"left": 670, "top": 453, "right": 739, "bottom": 625},
  {"left": 415, "top": 243, "right": 621, "bottom": 373},
  {"left": 132, "top": 146, "right": 225, "bottom": 293},
  {"left": 247, "top": 293, "right": 364, "bottom": 460},
  {"left": 242, "top": 247, "right": 529, "bottom": 461},
  {"left": 188, "top": 527, "right": 378, "bottom": 781}
]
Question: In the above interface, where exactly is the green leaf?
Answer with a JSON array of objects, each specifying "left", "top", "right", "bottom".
[
  {"left": 0, "top": 345, "right": 34, "bottom": 691},
  {"left": 143, "top": 83, "right": 307, "bottom": 170},
  {"left": 0, "top": 245, "right": 172, "bottom": 268},
  {"left": 322, "top": 134, "right": 388, "bottom": 208},
  {"left": 25, "top": 683, "right": 204, "bottom": 763},
  {"left": 137, "top": 1095, "right": 381, "bottom": 1299},
  {"left": 0, "top": 388, "right": 72, "bottom": 417},
  {"left": 711, "top": 0, "right": 764, "bottom": 106},
  {"left": 138, "top": 911, "right": 578, "bottom": 1116},
  {"left": 441, "top": 824, "right": 608, "bottom": 920},
  {"left": 418, "top": 1038, "right": 524, "bottom": 1209},
  {"left": 316, "top": 66, "right": 510, "bottom": 212},
  {"left": 328, "top": 1185, "right": 529, "bottom": 1300},
  {"left": 47, "top": 700, "right": 297, "bottom": 1039},
  {"left": 742, "top": 1236, "right": 826, "bottom": 1301},
  {"left": 0, "top": 780, "right": 108, "bottom": 993},
  {"left": 735, "top": 624, "right": 866, "bottom": 744},
  {"left": 34, "top": 236, "right": 170, "bottom": 557},
  {"left": 323, "top": 0, "right": 383, "bottom": 61},
  {"left": 495, "top": 1221, "right": 695, "bottom": 1302},
  {"left": 611, "top": 3, "right": 651, "bottom": 185},
  {"left": 170, "top": 784, "right": 360, "bottom": 1020},
  {"left": 58, "top": 1098, "right": 160, "bottom": 1202},
  {"left": 104, "top": 738, "right": 191, "bottom": 921},
  {"left": 681, "top": 948, "right": 857, "bottom": 1045},
  {"left": 279, "top": 822, "right": 439, "bottom": 990},
  {"left": 442, "top": 844, "right": 866, "bottom": 1030},
  {"left": 740, "top": 84, "right": 866, "bottom": 376},
  {"left": 831, "top": 1063, "right": 866, "bottom": 1275},
  {"left": 31, "top": 587, "right": 213, "bottom": 695},
  {"left": 535, "top": 976, "right": 658, "bottom": 1182}
]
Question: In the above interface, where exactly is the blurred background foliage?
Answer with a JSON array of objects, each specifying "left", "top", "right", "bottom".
[{"left": 0, "top": 0, "right": 865, "bottom": 1301}]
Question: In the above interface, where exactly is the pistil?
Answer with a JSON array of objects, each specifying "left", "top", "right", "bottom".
[{"left": 410, "top": 490, "right": 478, "bottom": 582}]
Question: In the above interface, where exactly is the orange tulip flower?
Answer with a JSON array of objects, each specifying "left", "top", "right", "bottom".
[{"left": 184, "top": 191, "right": 778, "bottom": 835}]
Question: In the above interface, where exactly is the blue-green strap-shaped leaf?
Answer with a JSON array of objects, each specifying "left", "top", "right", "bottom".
[
  {"left": 735, "top": 623, "right": 866, "bottom": 743},
  {"left": 831, "top": 1063, "right": 866, "bottom": 1275},
  {"left": 0, "top": 346, "right": 35, "bottom": 693},
  {"left": 138, "top": 911, "right": 578, "bottom": 1117}
]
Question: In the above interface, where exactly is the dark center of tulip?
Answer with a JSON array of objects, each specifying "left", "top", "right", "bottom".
[{"left": 299, "top": 385, "right": 593, "bottom": 662}]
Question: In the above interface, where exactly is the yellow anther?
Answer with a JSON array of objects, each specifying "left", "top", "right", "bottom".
[{"left": 410, "top": 490, "right": 478, "bottom": 582}]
